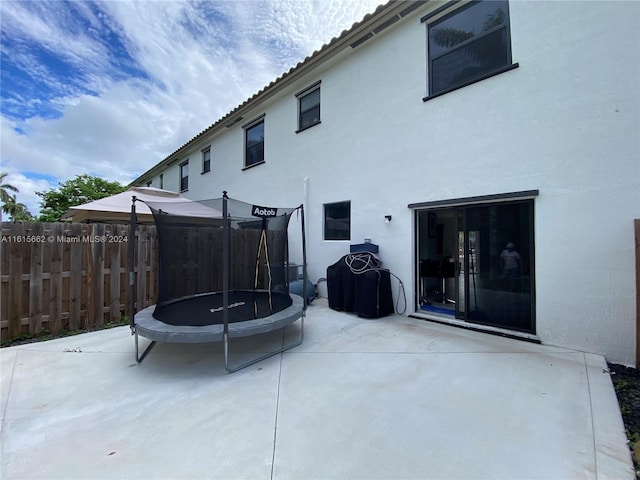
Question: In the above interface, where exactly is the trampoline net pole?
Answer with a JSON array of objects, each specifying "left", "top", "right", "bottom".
[
  {"left": 222, "top": 191, "right": 229, "bottom": 335},
  {"left": 129, "top": 196, "right": 137, "bottom": 334}
]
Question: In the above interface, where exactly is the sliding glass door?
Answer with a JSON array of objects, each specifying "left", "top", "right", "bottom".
[{"left": 418, "top": 200, "right": 535, "bottom": 334}]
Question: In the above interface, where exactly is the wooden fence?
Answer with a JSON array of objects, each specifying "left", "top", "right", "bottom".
[
  {"left": 635, "top": 219, "right": 640, "bottom": 367},
  {"left": 0, "top": 222, "right": 157, "bottom": 342},
  {"left": 1, "top": 222, "right": 284, "bottom": 343}
]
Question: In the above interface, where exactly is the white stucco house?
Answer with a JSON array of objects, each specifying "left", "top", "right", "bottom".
[{"left": 132, "top": 0, "right": 640, "bottom": 366}]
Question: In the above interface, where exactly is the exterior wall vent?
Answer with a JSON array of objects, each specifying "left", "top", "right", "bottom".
[
  {"left": 399, "top": 1, "right": 427, "bottom": 18},
  {"left": 350, "top": 1, "right": 427, "bottom": 49},
  {"left": 350, "top": 32, "right": 374, "bottom": 49},
  {"left": 372, "top": 14, "right": 401, "bottom": 35},
  {"left": 225, "top": 117, "right": 244, "bottom": 128}
]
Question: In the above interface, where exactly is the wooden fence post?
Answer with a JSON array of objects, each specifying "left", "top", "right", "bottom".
[
  {"left": 49, "top": 223, "right": 63, "bottom": 334},
  {"left": 109, "top": 224, "right": 123, "bottom": 323},
  {"left": 68, "top": 223, "right": 83, "bottom": 330},
  {"left": 95, "top": 224, "right": 106, "bottom": 328},
  {"left": 635, "top": 219, "right": 639, "bottom": 368},
  {"left": 7, "top": 223, "right": 24, "bottom": 339},
  {"left": 28, "top": 223, "right": 44, "bottom": 335}
]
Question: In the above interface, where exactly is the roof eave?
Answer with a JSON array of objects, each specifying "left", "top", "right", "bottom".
[{"left": 130, "top": 0, "right": 428, "bottom": 187}]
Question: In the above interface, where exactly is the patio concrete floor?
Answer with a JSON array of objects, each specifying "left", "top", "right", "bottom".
[{"left": 0, "top": 298, "right": 634, "bottom": 480}]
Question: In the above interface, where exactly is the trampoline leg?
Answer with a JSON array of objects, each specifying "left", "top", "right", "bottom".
[
  {"left": 224, "top": 314, "right": 304, "bottom": 374},
  {"left": 135, "top": 331, "right": 156, "bottom": 363}
]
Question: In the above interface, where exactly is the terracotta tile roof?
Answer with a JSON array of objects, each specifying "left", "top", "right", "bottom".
[{"left": 133, "top": 0, "right": 427, "bottom": 185}]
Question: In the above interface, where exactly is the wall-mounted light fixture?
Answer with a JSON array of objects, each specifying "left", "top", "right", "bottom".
[{"left": 384, "top": 215, "right": 392, "bottom": 223}]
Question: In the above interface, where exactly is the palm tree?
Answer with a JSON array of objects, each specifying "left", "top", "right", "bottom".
[
  {"left": 2, "top": 194, "right": 33, "bottom": 222},
  {"left": 12, "top": 205, "right": 34, "bottom": 222},
  {"left": 0, "top": 172, "right": 19, "bottom": 204}
]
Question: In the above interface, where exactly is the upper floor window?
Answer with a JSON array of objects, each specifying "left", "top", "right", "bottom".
[
  {"left": 427, "top": 1, "right": 514, "bottom": 97},
  {"left": 244, "top": 118, "right": 265, "bottom": 168},
  {"left": 202, "top": 147, "right": 211, "bottom": 173},
  {"left": 159, "top": 173, "right": 164, "bottom": 189},
  {"left": 146, "top": 180, "right": 152, "bottom": 187},
  {"left": 179, "top": 160, "right": 189, "bottom": 191},
  {"left": 324, "top": 201, "right": 351, "bottom": 241},
  {"left": 296, "top": 82, "right": 321, "bottom": 132}
]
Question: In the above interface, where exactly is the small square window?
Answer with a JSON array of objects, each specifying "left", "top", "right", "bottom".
[
  {"left": 324, "top": 201, "right": 350, "bottom": 241},
  {"left": 298, "top": 86, "right": 320, "bottom": 131},
  {"left": 245, "top": 119, "right": 265, "bottom": 168},
  {"left": 179, "top": 161, "right": 189, "bottom": 191},
  {"left": 202, "top": 147, "right": 211, "bottom": 173}
]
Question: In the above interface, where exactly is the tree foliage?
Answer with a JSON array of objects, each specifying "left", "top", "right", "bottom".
[
  {"left": 431, "top": 27, "right": 474, "bottom": 49},
  {"left": 0, "top": 172, "right": 34, "bottom": 222},
  {"left": 2, "top": 195, "right": 34, "bottom": 222},
  {"left": 431, "top": 7, "right": 506, "bottom": 49},
  {"left": 0, "top": 172, "right": 19, "bottom": 204},
  {"left": 36, "top": 174, "right": 126, "bottom": 222},
  {"left": 483, "top": 7, "right": 506, "bottom": 31}
]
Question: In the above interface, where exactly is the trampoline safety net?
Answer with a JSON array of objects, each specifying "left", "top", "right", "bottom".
[{"left": 142, "top": 194, "right": 299, "bottom": 327}]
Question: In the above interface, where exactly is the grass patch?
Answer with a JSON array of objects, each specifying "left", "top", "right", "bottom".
[
  {"left": 609, "top": 363, "right": 640, "bottom": 479},
  {"left": 1, "top": 319, "right": 129, "bottom": 348}
]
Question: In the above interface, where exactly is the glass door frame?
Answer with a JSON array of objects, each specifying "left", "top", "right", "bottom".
[
  {"left": 455, "top": 208, "right": 466, "bottom": 319},
  {"left": 413, "top": 193, "right": 537, "bottom": 335}
]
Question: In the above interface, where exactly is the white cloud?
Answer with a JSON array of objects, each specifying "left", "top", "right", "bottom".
[
  {"left": 0, "top": 0, "right": 382, "bottom": 217},
  {"left": 0, "top": 168, "right": 53, "bottom": 220}
]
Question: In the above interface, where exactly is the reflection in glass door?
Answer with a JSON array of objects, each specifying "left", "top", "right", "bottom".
[{"left": 418, "top": 200, "right": 534, "bottom": 334}]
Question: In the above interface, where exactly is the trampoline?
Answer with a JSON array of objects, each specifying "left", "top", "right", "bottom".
[{"left": 129, "top": 192, "right": 307, "bottom": 372}]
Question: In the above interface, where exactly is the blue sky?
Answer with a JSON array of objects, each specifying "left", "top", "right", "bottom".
[{"left": 1, "top": 0, "right": 381, "bottom": 217}]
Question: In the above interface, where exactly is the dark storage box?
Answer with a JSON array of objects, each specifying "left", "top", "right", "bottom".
[
  {"left": 326, "top": 254, "right": 393, "bottom": 318},
  {"left": 350, "top": 243, "right": 379, "bottom": 254}
]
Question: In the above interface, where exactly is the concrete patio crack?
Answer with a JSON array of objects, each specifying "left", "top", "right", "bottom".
[{"left": 271, "top": 351, "right": 284, "bottom": 480}]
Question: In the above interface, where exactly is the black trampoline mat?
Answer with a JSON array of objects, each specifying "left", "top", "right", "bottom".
[{"left": 153, "top": 290, "right": 293, "bottom": 326}]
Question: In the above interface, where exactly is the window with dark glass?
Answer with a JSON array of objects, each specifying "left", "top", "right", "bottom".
[
  {"left": 202, "top": 147, "right": 211, "bottom": 173},
  {"left": 245, "top": 120, "right": 264, "bottom": 168},
  {"left": 179, "top": 161, "right": 189, "bottom": 191},
  {"left": 324, "top": 201, "right": 350, "bottom": 241},
  {"left": 159, "top": 173, "right": 164, "bottom": 189},
  {"left": 428, "top": 1, "right": 512, "bottom": 96},
  {"left": 146, "top": 180, "right": 152, "bottom": 187},
  {"left": 298, "top": 86, "right": 320, "bottom": 131}
]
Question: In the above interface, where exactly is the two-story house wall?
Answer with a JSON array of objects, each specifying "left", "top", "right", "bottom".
[{"left": 133, "top": 0, "right": 640, "bottom": 365}]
